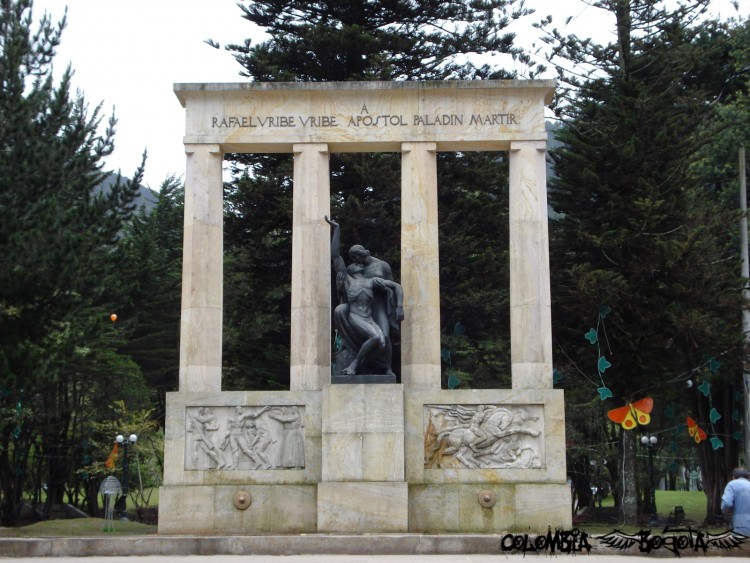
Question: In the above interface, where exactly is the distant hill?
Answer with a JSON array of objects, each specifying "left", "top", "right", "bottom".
[{"left": 95, "top": 172, "right": 158, "bottom": 213}]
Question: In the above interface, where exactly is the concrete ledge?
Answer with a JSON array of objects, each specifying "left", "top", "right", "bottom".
[
  {"left": 3, "top": 533, "right": 750, "bottom": 558},
  {"left": 1, "top": 535, "right": 496, "bottom": 558}
]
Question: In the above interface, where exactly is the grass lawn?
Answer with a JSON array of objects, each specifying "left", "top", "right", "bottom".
[
  {"left": 0, "top": 490, "right": 723, "bottom": 537},
  {"left": 0, "top": 518, "right": 156, "bottom": 537},
  {"left": 580, "top": 489, "right": 728, "bottom": 534},
  {"left": 0, "top": 488, "right": 160, "bottom": 538},
  {"left": 131, "top": 487, "right": 159, "bottom": 508},
  {"left": 656, "top": 490, "right": 708, "bottom": 523},
  {"left": 598, "top": 490, "right": 707, "bottom": 521}
]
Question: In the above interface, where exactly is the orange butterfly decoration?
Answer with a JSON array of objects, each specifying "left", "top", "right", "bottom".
[
  {"left": 607, "top": 397, "right": 653, "bottom": 430},
  {"left": 686, "top": 416, "right": 707, "bottom": 443},
  {"left": 104, "top": 442, "right": 119, "bottom": 469}
]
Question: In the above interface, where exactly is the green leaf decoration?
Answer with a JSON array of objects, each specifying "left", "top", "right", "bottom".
[
  {"left": 553, "top": 369, "right": 563, "bottom": 384},
  {"left": 733, "top": 409, "right": 740, "bottom": 422},
  {"left": 665, "top": 405, "right": 674, "bottom": 418},
  {"left": 710, "top": 437, "right": 724, "bottom": 450},
  {"left": 733, "top": 431, "right": 742, "bottom": 441},
  {"left": 584, "top": 328, "right": 598, "bottom": 344},
  {"left": 598, "top": 304, "right": 612, "bottom": 318},
  {"left": 453, "top": 321, "right": 465, "bottom": 336},
  {"left": 597, "top": 386, "right": 613, "bottom": 400},
  {"left": 698, "top": 381, "right": 710, "bottom": 397},
  {"left": 441, "top": 348, "right": 451, "bottom": 362},
  {"left": 447, "top": 370, "right": 460, "bottom": 389},
  {"left": 676, "top": 422, "right": 686, "bottom": 433},
  {"left": 709, "top": 408, "right": 721, "bottom": 423},
  {"left": 708, "top": 357, "right": 720, "bottom": 373},
  {"left": 598, "top": 356, "right": 612, "bottom": 373}
]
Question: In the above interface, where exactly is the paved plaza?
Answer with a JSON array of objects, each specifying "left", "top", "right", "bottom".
[
  {"left": 3, "top": 531, "right": 750, "bottom": 560},
  {"left": 4, "top": 557, "right": 746, "bottom": 562}
]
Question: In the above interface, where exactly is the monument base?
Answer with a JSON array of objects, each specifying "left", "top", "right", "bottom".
[
  {"left": 332, "top": 348, "right": 396, "bottom": 382},
  {"left": 159, "top": 484, "right": 317, "bottom": 534},
  {"left": 158, "top": 387, "right": 572, "bottom": 535},
  {"left": 318, "top": 482, "right": 408, "bottom": 532},
  {"left": 331, "top": 373, "right": 396, "bottom": 384},
  {"left": 408, "top": 483, "right": 572, "bottom": 533}
]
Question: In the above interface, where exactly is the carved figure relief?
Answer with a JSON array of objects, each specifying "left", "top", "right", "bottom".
[
  {"left": 423, "top": 404, "right": 543, "bottom": 469},
  {"left": 185, "top": 405, "right": 305, "bottom": 470}
]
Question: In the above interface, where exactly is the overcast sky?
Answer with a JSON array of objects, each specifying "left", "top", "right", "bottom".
[{"left": 32, "top": 0, "right": 746, "bottom": 191}]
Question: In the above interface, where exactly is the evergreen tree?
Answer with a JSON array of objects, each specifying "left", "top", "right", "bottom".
[
  {"left": 0, "top": 0, "right": 145, "bottom": 524},
  {"left": 114, "top": 177, "right": 184, "bottom": 421},
  {"left": 543, "top": 0, "right": 746, "bottom": 523},
  {"left": 221, "top": 0, "right": 530, "bottom": 388},
  {"left": 226, "top": 0, "right": 531, "bottom": 81},
  {"left": 687, "top": 18, "right": 750, "bottom": 518},
  {"left": 437, "top": 151, "right": 511, "bottom": 388}
]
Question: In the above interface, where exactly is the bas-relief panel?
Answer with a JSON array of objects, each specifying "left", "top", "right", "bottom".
[
  {"left": 185, "top": 405, "right": 305, "bottom": 471},
  {"left": 423, "top": 404, "right": 543, "bottom": 470}
]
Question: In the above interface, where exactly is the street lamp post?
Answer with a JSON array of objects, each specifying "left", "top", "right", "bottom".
[
  {"left": 114, "top": 433, "right": 137, "bottom": 520},
  {"left": 641, "top": 435, "right": 658, "bottom": 519}
]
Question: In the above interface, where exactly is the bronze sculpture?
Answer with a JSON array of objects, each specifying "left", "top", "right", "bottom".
[{"left": 326, "top": 216, "right": 403, "bottom": 376}]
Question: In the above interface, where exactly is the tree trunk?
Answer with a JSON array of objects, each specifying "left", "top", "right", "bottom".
[
  {"left": 693, "top": 375, "right": 738, "bottom": 525},
  {"left": 569, "top": 458, "right": 593, "bottom": 512},
  {"left": 620, "top": 429, "right": 639, "bottom": 525}
]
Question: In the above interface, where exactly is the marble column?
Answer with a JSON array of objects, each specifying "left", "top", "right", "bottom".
[
  {"left": 290, "top": 143, "right": 331, "bottom": 391},
  {"left": 179, "top": 144, "right": 224, "bottom": 392},
  {"left": 508, "top": 140, "right": 552, "bottom": 389},
  {"left": 400, "top": 142, "right": 441, "bottom": 389}
]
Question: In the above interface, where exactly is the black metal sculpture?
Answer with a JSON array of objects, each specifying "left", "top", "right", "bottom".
[{"left": 326, "top": 216, "right": 403, "bottom": 377}]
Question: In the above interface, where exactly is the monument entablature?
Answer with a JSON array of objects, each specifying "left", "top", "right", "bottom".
[
  {"left": 161, "top": 79, "right": 571, "bottom": 536},
  {"left": 175, "top": 80, "right": 553, "bottom": 153}
]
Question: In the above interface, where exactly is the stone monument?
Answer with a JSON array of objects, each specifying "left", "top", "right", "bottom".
[{"left": 159, "top": 80, "right": 571, "bottom": 534}]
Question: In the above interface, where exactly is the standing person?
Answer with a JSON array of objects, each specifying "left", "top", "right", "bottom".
[
  {"left": 721, "top": 467, "right": 750, "bottom": 536},
  {"left": 690, "top": 467, "right": 700, "bottom": 491}
]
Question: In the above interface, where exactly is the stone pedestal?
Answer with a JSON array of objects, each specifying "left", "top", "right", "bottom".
[
  {"left": 318, "top": 482, "right": 408, "bottom": 532},
  {"left": 158, "top": 390, "right": 322, "bottom": 535},
  {"left": 318, "top": 384, "right": 408, "bottom": 532},
  {"left": 404, "top": 387, "right": 572, "bottom": 532}
]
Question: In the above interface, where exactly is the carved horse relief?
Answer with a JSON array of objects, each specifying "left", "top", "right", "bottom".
[{"left": 424, "top": 404, "right": 543, "bottom": 469}]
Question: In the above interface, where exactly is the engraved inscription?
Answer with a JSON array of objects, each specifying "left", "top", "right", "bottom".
[
  {"left": 424, "top": 404, "right": 542, "bottom": 469},
  {"left": 211, "top": 110, "right": 518, "bottom": 129},
  {"left": 185, "top": 405, "right": 305, "bottom": 471}
]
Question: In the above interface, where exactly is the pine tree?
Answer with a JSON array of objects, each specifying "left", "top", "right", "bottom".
[
  {"left": 225, "top": 0, "right": 531, "bottom": 81},
  {"left": 221, "top": 0, "right": 531, "bottom": 388},
  {"left": 0, "top": 0, "right": 145, "bottom": 524},
  {"left": 543, "top": 0, "right": 746, "bottom": 523},
  {"left": 114, "top": 177, "right": 184, "bottom": 421}
]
